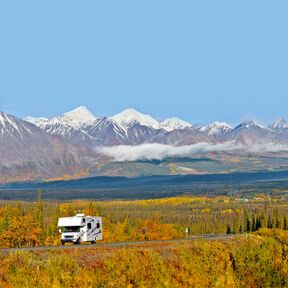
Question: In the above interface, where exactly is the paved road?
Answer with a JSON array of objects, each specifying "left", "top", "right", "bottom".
[{"left": 0, "top": 234, "right": 241, "bottom": 254}]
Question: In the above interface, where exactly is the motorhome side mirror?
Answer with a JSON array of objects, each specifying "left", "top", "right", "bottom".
[{"left": 59, "top": 229, "right": 62, "bottom": 234}]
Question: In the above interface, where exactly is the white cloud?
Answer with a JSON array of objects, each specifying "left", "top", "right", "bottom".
[
  {"left": 96, "top": 142, "right": 288, "bottom": 162},
  {"left": 248, "top": 143, "right": 288, "bottom": 153},
  {"left": 96, "top": 142, "right": 244, "bottom": 162}
]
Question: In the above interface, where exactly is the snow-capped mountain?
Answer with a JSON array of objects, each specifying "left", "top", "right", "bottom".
[
  {"left": 147, "top": 126, "right": 212, "bottom": 146},
  {"left": 25, "top": 106, "right": 288, "bottom": 147},
  {"left": 23, "top": 107, "right": 288, "bottom": 147},
  {"left": 126, "top": 123, "right": 162, "bottom": 144},
  {"left": 235, "top": 121, "right": 265, "bottom": 130},
  {"left": 25, "top": 106, "right": 99, "bottom": 145},
  {"left": 24, "top": 116, "right": 48, "bottom": 125},
  {"left": 200, "top": 122, "right": 232, "bottom": 136},
  {"left": 36, "top": 117, "right": 98, "bottom": 146},
  {"left": 59, "top": 106, "right": 97, "bottom": 129},
  {"left": 83, "top": 117, "right": 129, "bottom": 146},
  {"left": 0, "top": 112, "right": 97, "bottom": 182},
  {"left": 26, "top": 106, "right": 97, "bottom": 129},
  {"left": 160, "top": 118, "right": 192, "bottom": 132},
  {"left": 270, "top": 118, "right": 288, "bottom": 132},
  {"left": 3, "top": 106, "right": 288, "bottom": 182},
  {"left": 111, "top": 108, "right": 160, "bottom": 130},
  {"left": 226, "top": 121, "right": 276, "bottom": 145}
]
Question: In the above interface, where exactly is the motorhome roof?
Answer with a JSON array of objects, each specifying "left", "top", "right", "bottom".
[{"left": 58, "top": 216, "right": 84, "bottom": 227}]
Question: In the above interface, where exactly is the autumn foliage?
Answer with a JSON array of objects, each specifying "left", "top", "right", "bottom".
[
  {"left": 0, "top": 193, "right": 288, "bottom": 286},
  {"left": 0, "top": 194, "right": 288, "bottom": 248},
  {"left": 0, "top": 230, "right": 288, "bottom": 287}
]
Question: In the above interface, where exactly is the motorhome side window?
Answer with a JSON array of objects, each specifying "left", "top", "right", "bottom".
[
  {"left": 97, "top": 223, "right": 100, "bottom": 229},
  {"left": 87, "top": 223, "right": 92, "bottom": 229}
]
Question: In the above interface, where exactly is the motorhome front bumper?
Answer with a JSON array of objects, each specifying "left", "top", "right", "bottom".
[
  {"left": 61, "top": 234, "right": 80, "bottom": 244},
  {"left": 61, "top": 239, "right": 79, "bottom": 243}
]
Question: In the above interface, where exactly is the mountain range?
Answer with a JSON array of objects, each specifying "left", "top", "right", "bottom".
[{"left": 1, "top": 106, "right": 288, "bottom": 182}]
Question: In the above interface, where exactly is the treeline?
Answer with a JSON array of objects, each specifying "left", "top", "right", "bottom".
[
  {"left": 0, "top": 229, "right": 288, "bottom": 287},
  {"left": 227, "top": 207, "right": 288, "bottom": 234},
  {"left": 0, "top": 193, "right": 288, "bottom": 248}
]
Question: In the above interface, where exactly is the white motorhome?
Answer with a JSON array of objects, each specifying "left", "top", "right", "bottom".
[{"left": 58, "top": 214, "right": 102, "bottom": 245}]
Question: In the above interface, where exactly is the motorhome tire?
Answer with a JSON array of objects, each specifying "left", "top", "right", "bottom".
[{"left": 74, "top": 239, "right": 80, "bottom": 245}]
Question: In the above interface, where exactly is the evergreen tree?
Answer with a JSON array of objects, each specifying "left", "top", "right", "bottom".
[
  {"left": 246, "top": 217, "right": 251, "bottom": 232},
  {"left": 273, "top": 208, "right": 280, "bottom": 229},
  {"left": 255, "top": 216, "right": 261, "bottom": 231},
  {"left": 52, "top": 206, "right": 60, "bottom": 237},
  {"left": 251, "top": 215, "right": 256, "bottom": 232},
  {"left": 35, "top": 189, "right": 45, "bottom": 245},
  {"left": 244, "top": 210, "right": 250, "bottom": 232},
  {"left": 226, "top": 224, "right": 232, "bottom": 234},
  {"left": 283, "top": 216, "right": 287, "bottom": 231},
  {"left": 239, "top": 224, "right": 243, "bottom": 233},
  {"left": 261, "top": 210, "right": 267, "bottom": 230},
  {"left": 0, "top": 206, "right": 11, "bottom": 232},
  {"left": 267, "top": 215, "right": 273, "bottom": 229}
]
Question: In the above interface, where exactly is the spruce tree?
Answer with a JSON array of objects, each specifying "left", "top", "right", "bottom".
[
  {"left": 283, "top": 216, "right": 287, "bottom": 230},
  {"left": 35, "top": 189, "right": 45, "bottom": 245},
  {"left": 226, "top": 224, "right": 232, "bottom": 234}
]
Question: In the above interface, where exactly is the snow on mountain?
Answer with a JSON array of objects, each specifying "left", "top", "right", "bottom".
[
  {"left": 147, "top": 126, "right": 212, "bottom": 146},
  {"left": 37, "top": 117, "right": 98, "bottom": 145},
  {"left": 200, "top": 121, "right": 232, "bottom": 136},
  {"left": 126, "top": 123, "right": 162, "bottom": 144},
  {"left": 24, "top": 116, "right": 48, "bottom": 125},
  {"left": 25, "top": 107, "right": 99, "bottom": 145},
  {"left": 0, "top": 112, "right": 98, "bottom": 182},
  {"left": 1, "top": 112, "right": 37, "bottom": 138},
  {"left": 60, "top": 106, "right": 97, "bottom": 129},
  {"left": 111, "top": 108, "right": 160, "bottom": 130},
  {"left": 35, "top": 117, "right": 75, "bottom": 136},
  {"left": 160, "top": 118, "right": 192, "bottom": 132},
  {"left": 234, "top": 121, "right": 266, "bottom": 130},
  {"left": 270, "top": 118, "right": 288, "bottom": 131},
  {"left": 83, "top": 117, "right": 129, "bottom": 146},
  {"left": 4, "top": 107, "right": 288, "bottom": 182},
  {"left": 25, "top": 116, "right": 73, "bottom": 137},
  {"left": 226, "top": 121, "right": 277, "bottom": 145},
  {"left": 25, "top": 106, "right": 97, "bottom": 130},
  {"left": 23, "top": 107, "right": 288, "bottom": 148}
]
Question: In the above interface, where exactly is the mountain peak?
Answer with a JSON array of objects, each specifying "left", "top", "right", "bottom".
[
  {"left": 161, "top": 117, "right": 192, "bottom": 131},
  {"left": 200, "top": 121, "right": 232, "bottom": 135},
  {"left": 61, "top": 106, "right": 97, "bottom": 128},
  {"left": 63, "top": 106, "right": 96, "bottom": 120},
  {"left": 24, "top": 116, "right": 48, "bottom": 125},
  {"left": 270, "top": 118, "right": 288, "bottom": 130},
  {"left": 0, "top": 111, "right": 20, "bottom": 126},
  {"left": 0, "top": 111, "right": 43, "bottom": 140},
  {"left": 235, "top": 121, "right": 265, "bottom": 130},
  {"left": 113, "top": 108, "right": 146, "bottom": 118},
  {"left": 111, "top": 108, "right": 160, "bottom": 129}
]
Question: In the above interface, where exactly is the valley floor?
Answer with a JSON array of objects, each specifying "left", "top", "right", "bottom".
[{"left": 0, "top": 195, "right": 288, "bottom": 287}]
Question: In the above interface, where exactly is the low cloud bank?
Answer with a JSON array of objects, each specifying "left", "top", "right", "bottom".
[
  {"left": 248, "top": 143, "right": 288, "bottom": 153},
  {"left": 97, "top": 142, "right": 241, "bottom": 162},
  {"left": 96, "top": 142, "right": 288, "bottom": 162}
]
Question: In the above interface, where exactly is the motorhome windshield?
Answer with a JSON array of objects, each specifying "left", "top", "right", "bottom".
[{"left": 62, "top": 226, "right": 81, "bottom": 233}]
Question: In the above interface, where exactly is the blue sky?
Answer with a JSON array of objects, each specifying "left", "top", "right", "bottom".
[{"left": 0, "top": 1, "right": 287, "bottom": 125}]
